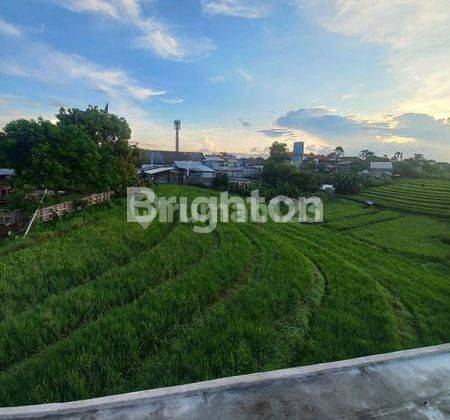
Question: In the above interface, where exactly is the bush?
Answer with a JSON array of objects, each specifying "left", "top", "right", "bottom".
[
  {"left": 213, "top": 173, "right": 229, "bottom": 190},
  {"left": 332, "top": 172, "right": 364, "bottom": 195},
  {"left": 262, "top": 161, "right": 324, "bottom": 196}
]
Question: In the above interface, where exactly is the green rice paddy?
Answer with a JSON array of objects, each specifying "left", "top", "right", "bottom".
[
  {"left": 0, "top": 182, "right": 448, "bottom": 406},
  {"left": 353, "top": 178, "right": 450, "bottom": 217}
]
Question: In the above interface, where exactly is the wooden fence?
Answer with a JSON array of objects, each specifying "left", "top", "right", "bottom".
[
  {"left": 38, "top": 192, "right": 113, "bottom": 222},
  {"left": 0, "top": 210, "right": 21, "bottom": 227}
]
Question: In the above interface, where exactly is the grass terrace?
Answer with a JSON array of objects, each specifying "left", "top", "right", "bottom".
[{"left": 0, "top": 183, "right": 448, "bottom": 406}]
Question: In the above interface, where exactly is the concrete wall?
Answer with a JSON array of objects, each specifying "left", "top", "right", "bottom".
[{"left": 0, "top": 344, "right": 449, "bottom": 419}]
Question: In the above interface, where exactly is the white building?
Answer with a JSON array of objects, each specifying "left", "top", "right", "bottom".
[
  {"left": 203, "top": 156, "right": 226, "bottom": 171},
  {"left": 370, "top": 162, "right": 393, "bottom": 179}
]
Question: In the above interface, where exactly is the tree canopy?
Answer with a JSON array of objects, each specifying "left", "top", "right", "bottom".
[
  {"left": 263, "top": 142, "right": 323, "bottom": 194},
  {"left": 359, "top": 149, "right": 375, "bottom": 160},
  {"left": 0, "top": 106, "right": 137, "bottom": 193},
  {"left": 268, "top": 141, "right": 291, "bottom": 163}
]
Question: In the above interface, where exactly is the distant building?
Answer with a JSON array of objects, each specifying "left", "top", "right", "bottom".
[
  {"left": 174, "top": 161, "right": 216, "bottom": 187},
  {"left": 218, "top": 167, "right": 244, "bottom": 179},
  {"left": 144, "top": 150, "right": 205, "bottom": 167},
  {"left": 204, "top": 155, "right": 262, "bottom": 180},
  {"left": 141, "top": 167, "right": 180, "bottom": 184},
  {"left": 0, "top": 169, "right": 14, "bottom": 200},
  {"left": 238, "top": 157, "right": 265, "bottom": 167},
  {"left": 292, "top": 141, "right": 304, "bottom": 168},
  {"left": 219, "top": 153, "right": 237, "bottom": 162},
  {"left": 320, "top": 184, "right": 336, "bottom": 194},
  {"left": 370, "top": 162, "right": 393, "bottom": 179},
  {"left": 203, "top": 156, "right": 226, "bottom": 171},
  {"left": 243, "top": 166, "right": 263, "bottom": 179},
  {"left": 141, "top": 160, "right": 216, "bottom": 187}
]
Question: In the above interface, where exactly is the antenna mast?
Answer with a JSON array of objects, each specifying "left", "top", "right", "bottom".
[{"left": 174, "top": 120, "right": 181, "bottom": 152}]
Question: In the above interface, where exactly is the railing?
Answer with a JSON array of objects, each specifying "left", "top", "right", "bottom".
[
  {"left": 38, "top": 192, "right": 113, "bottom": 222},
  {"left": 0, "top": 192, "right": 114, "bottom": 230}
]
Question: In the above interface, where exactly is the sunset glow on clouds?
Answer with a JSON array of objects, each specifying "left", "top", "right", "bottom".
[{"left": 0, "top": 0, "right": 449, "bottom": 160}]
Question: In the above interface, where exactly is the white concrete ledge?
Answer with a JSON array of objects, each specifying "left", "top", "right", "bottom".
[{"left": 0, "top": 343, "right": 449, "bottom": 419}]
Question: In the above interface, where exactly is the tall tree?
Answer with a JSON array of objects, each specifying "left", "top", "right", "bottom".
[
  {"left": 56, "top": 106, "right": 137, "bottom": 191},
  {"left": 1, "top": 118, "right": 100, "bottom": 191},
  {"left": 359, "top": 149, "right": 375, "bottom": 160},
  {"left": 392, "top": 151, "right": 403, "bottom": 162},
  {"left": 268, "top": 141, "right": 291, "bottom": 163},
  {"left": 334, "top": 145, "right": 344, "bottom": 158}
]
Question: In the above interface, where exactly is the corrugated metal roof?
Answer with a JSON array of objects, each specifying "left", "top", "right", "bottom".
[
  {"left": 174, "top": 161, "right": 215, "bottom": 173},
  {"left": 0, "top": 169, "right": 15, "bottom": 177},
  {"left": 203, "top": 156, "right": 225, "bottom": 162},
  {"left": 143, "top": 167, "right": 175, "bottom": 175},
  {"left": 146, "top": 151, "right": 205, "bottom": 165}
]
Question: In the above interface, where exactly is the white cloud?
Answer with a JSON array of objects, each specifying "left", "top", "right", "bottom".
[
  {"left": 0, "top": 63, "right": 30, "bottom": 77},
  {"left": 238, "top": 68, "right": 253, "bottom": 83},
  {"left": 0, "top": 17, "right": 21, "bottom": 37},
  {"left": 0, "top": 43, "right": 164, "bottom": 101},
  {"left": 208, "top": 75, "right": 226, "bottom": 84},
  {"left": 134, "top": 19, "right": 215, "bottom": 61},
  {"left": 59, "top": 0, "right": 119, "bottom": 18},
  {"left": 295, "top": 0, "right": 450, "bottom": 119},
  {"left": 198, "top": 137, "right": 217, "bottom": 153},
  {"left": 0, "top": 21, "right": 174, "bottom": 150},
  {"left": 339, "top": 93, "right": 353, "bottom": 101},
  {"left": 202, "top": 0, "right": 273, "bottom": 18},
  {"left": 375, "top": 135, "right": 417, "bottom": 145},
  {"left": 274, "top": 106, "right": 450, "bottom": 160},
  {"left": 161, "top": 97, "right": 184, "bottom": 104},
  {"left": 56, "top": 0, "right": 215, "bottom": 61}
]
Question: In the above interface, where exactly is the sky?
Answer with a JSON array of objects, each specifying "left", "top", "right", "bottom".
[{"left": 0, "top": 0, "right": 449, "bottom": 161}]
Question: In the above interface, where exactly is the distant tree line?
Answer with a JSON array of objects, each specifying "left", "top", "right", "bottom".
[
  {"left": 260, "top": 141, "right": 450, "bottom": 196},
  {"left": 261, "top": 142, "right": 324, "bottom": 196},
  {"left": 0, "top": 106, "right": 137, "bottom": 194}
]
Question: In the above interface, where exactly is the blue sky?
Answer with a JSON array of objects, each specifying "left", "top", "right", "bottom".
[{"left": 0, "top": 0, "right": 449, "bottom": 160}]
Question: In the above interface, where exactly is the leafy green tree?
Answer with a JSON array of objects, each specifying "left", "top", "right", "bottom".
[
  {"left": 268, "top": 141, "right": 291, "bottom": 163},
  {"left": 213, "top": 173, "right": 229, "bottom": 190},
  {"left": 56, "top": 106, "right": 131, "bottom": 145},
  {"left": 392, "top": 151, "right": 403, "bottom": 162},
  {"left": 332, "top": 172, "right": 364, "bottom": 194},
  {"left": 262, "top": 160, "right": 323, "bottom": 194},
  {"left": 334, "top": 145, "right": 344, "bottom": 158},
  {"left": 56, "top": 106, "right": 137, "bottom": 191},
  {"left": 1, "top": 119, "right": 100, "bottom": 192},
  {"left": 359, "top": 149, "right": 375, "bottom": 160},
  {"left": 262, "top": 160, "right": 294, "bottom": 185},
  {"left": 393, "top": 160, "right": 420, "bottom": 177}
]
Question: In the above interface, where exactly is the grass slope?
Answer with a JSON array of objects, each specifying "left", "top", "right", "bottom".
[
  {"left": 0, "top": 184, "right": 448, "bottom": 406},
  {"left": 351, "top": 178, "right": 450, "bottom": 217}
]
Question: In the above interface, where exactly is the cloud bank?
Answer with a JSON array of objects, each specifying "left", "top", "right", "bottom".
[
  {"left": 295, "top": 0, "right": 450, "bottom": 119},
  {"left": 56, "top": 0, "right": 215, "bottom": 61},
  {"left": 272, "top": 107, "right": 450, "bottom": 159}
]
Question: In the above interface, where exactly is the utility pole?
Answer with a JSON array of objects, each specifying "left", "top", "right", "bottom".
[{"left": 174, "top": 120, "right": 181, "bottom": 152}]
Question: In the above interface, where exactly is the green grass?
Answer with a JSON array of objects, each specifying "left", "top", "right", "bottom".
[
  {"left": 351, "top": 178, "right": 450, "bottom": 217},
  {"left": 0, "top": 183, "right": 449, "bottom": 406}
]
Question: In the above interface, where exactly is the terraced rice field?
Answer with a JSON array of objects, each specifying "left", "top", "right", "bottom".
[
  {"left": 352, "top": 178, "right": 450, "bottom": 217},
  {"left": 0, "top": 185, "right": 448, "bottom": 407}
]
